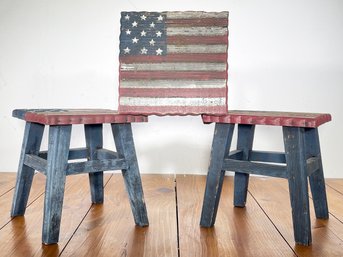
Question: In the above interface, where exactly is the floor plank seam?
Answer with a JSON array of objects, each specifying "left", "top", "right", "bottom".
[
  {"left": 59, "top": 173, "right": 114, "bottom": 256},
  {"left": 174, "top": 176, "right": 181, "bottom": 257},
  {"left": 247, "top": 189, "right": 299, "bottom": 257},
  {"left": 308, "top": 189, "right": 343, "bottom": 227},
  {"left": 0, "top": 187, "right": 15, "bottom": 198},
  {"left": 0, "top": 190, "right": 45, "bottom": 231},
  {"left": 325, "top": 183, "right": 343, "bottom": 196}
]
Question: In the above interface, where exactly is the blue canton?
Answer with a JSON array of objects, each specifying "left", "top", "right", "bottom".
[{"left": 120, "top": 12, "right": 167, "bottom": 56}]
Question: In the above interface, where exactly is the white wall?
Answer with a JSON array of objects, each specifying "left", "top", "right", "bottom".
[{"left": 1, "top": 0, "right": 342, "bottom": 177}]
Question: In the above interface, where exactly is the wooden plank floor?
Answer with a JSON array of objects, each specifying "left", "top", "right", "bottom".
[{"left": 1, "top": 173, "right": 343, "bottom": 256}]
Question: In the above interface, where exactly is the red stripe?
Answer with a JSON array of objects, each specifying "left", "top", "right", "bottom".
[
  {"left": 167, "top": 35, "right": 228, "bottom": 45},
  {"left": 120, "top": 71, "right": 227, "bottom": 80},
  {"left": 119, "top": 105, "right": 228, "bottom": 116},
  {"left": 166, "top": 18, "right": 228, "bottom": 27},
  {"left": 119, "top": 88, "right": 226, "bottom": 98},
  {"left": 119, "top": 53, "right": 227, "bottom": 63}
]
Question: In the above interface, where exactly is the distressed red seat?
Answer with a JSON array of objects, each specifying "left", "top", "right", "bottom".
[{"left": 11, "top": 109, "right": 149, "bottom": 244}]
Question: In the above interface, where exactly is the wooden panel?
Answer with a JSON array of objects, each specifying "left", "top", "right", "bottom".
[
  {"left": 118, "top": 11, "right": 228, "bottom": 116},
  {"left": 0, "top": 173, "right": 45, "bottom": 229},
  {"left": 13, "top": 109, "right": 148, "bottom": 125},
  {"left": 61, "top": 174, "right": 178, "bottom": 257},
  {"left": 0, "top": 174, "right": 112, "bottom": 256},
  {"left": 249, "top": 177, "right": 343, "bottom": 256},
  {"left": 202, "top": 110, "right": 332, "bottom": 128},
  {"left": 178, "top": 175, "right": 295, "bottom": 257}
]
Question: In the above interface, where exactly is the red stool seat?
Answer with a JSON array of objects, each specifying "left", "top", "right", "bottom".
[
  {"left": 202, "top": 110, "right": 331, "bottom": 128},
  {"left": 13, "top": 109, "right": 148, "bottom": 125}
]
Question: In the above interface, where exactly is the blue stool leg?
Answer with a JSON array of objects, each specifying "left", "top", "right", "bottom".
[
  {"left": 200, "top": 123, "right": 234, "bottom": 227},
  {"left": 112, "top": 123, "right": 149, "bottom": 226},
  {"left": 283, "top": 126, "right": 311, "bottom": 245},
  {"left": 85, "top": 124, "right": 104, "bottom": 204},
  {"left": 42, "top": 125, "right": 72, "bottom": 244},
  {"left": 234, "top": 124, "right": 255, "bottom": 207},
  {"left": 306, "top": 128, "right": 329, "bottom": 219},
  {"left": 11, "top": 122, "right": 44, "bottom": 216}
]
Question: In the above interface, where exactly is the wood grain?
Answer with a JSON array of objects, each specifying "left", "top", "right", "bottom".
[
  {"left": 178, "top": 175, "right": 295, "bottom": 257},
  {"left": 2, "top": 174, "right": 343, "bottom": 256},
  {"left": 0, "top": 173, "right": 16, "bottom": 196},
  {"left": 326, "top": 179, "right": 343, "bottom": 194},
  {"left": 0, "top": 174, "right": 112, "bottom": 256},
  {"left": 0, "top": 173, "right": 45, "bottom": 229},
  {"left": 61, "top": 174, "right": 178, "bottom": 257},
  {"left": 249, "top": 177, "right": 343, "bottom": 256},
  {"left": 323, "top": 181, "right": 343, "bottom": 237}
]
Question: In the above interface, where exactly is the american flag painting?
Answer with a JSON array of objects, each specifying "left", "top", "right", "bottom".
[{"left": 118, "top": 11, "right": 229, "bottom": 115}]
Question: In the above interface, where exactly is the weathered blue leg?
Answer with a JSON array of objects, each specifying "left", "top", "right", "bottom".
[
  {"left": 283, "top": 127, "right": 311, "bottom": 245},
  {"left": 42, "top": 125, "right": 72, "bottom": 244},
  {"left": 200, "top": 123, "right": 235, "bottom": 227},
  {"left": 85, "top": 124, "right": 104, "bottom": 204},
  {"left": 234, "top": 124, "right": 255, "bottom": 207},
  {"left": 112, "top": 123, "right": 149, "bottom": 226},
  {"left": 306, "top": 128, "right": 329, "bottom": 219},
  {"left": 11, "top": 122, "right": 45, "bottom": 216}
]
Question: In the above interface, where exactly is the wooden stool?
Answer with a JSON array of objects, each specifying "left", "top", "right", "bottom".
[
  {"left": 200, "top": 110, "right": 331, "bottom": 246},
  {"left": 11, "top": 109, "right": 149, "bottom": 244}
]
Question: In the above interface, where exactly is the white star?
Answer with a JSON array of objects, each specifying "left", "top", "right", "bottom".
[
  {"left": 150, "top": 22, "right": 155, "bottom": 28},
  {"left": 156, "top": 31, "right": 162, "bottom": 37},
  {"left": 140, "top": 30, "right": 147, "bottom": 37},
  {"left": 132, "top": 21, "right": 138, "bottom": 27},
  {"left": 149, "top": 39, "right": 155, "bottom": 46},
  {"left": 140, "top": 47, "right": 148, "bottom": 54},
  {"left": 125, "top": 14, "right": 130, "bottom": 20},
  {"left": 126, "top": 29, "right": 131, "bottom": 35},
  {"left": 123, "top": 47, "right": 131, "bottom": 54},
  {"left": 156, "top": 48, "right": 163, "bottom": 55},
  {"left": 132, "top": 37, "right": 139, "bottom": 43},
  {"left": 157, "top": 15, "right": 163, "bottom": 21},
  {"left": 140, "top": 14, "right": 147, "bottom": 20}
]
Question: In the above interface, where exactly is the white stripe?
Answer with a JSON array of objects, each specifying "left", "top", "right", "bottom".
[
  {"left": 120, "top": 80, "right": 226, "bottom": 89},
  {"left": 120, "top": 62, "right": 226, "bottom": 71},
  {"left": 120, "top": 97, "right": 226, "bottom": 107},
  {"left": 167, "top": 27, "right": 227, "bottom": 36},
  {"left": 166, "top": 11, "right": 228, "bottom": 19},
  {"left": 167, "top": 44, "right": 227, "bottom": 54}
]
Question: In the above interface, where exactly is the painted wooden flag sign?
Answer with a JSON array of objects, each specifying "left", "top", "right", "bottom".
[{"left": 118, "top": 11, "right": 229, "bottom": 115}]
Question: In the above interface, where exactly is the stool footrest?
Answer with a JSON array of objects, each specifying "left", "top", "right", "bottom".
[
  {"left": 39, "top": 147, "right": 89, "bottom": 160},
  {"left": 66, "top": 158, "right": 127, "bottom": 175},
  {"left": 223, "top": 158, "right": 288, "bottom": 178},
  {"left": 24, "top": 151, "right": 127, "bottom": 176}
]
